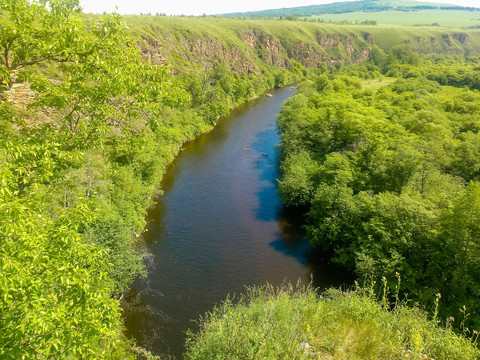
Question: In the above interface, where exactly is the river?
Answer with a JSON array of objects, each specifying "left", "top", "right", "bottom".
[{"left": 123, "top": 87, "right": 349, "bottom": 358}]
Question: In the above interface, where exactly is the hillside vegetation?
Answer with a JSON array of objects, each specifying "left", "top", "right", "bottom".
[
  {"left": 311, "top": 10, "right": 480, "bottom": 28},
  {"left": 185, "top": 283, "right": 480, "bottom": 359},
  {"left": 222, "top": 0, "right": 480, "bottom": 29},
  {"left": 222, "top": 0, "right": 479, "bottom": 19},
  {"left": 278, "top": 51, "right": 480, "bottom": 331},
  {"left": 0, "top": 1, "right": 310, "bottom": 358},
  {"left": 1, "top": 0, "right": 480, "bottom": 358},
  {"left": 120, "top": 15, "right": 480, "bottom": 71}
]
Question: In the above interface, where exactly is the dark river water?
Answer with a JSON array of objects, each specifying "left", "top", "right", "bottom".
[{"left": 123, "top": 87, "right": 349, "bottom": 358}]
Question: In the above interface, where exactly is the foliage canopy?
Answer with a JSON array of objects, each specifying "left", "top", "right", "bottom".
[{"left": 278, "top": 54, "right": 480, "bottom": 331}]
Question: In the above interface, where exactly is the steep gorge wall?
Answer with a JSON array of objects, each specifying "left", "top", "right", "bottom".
[
  {"left": 135, "top": 21, "right": 375, "bottom": 72},
  {"left": 126, "top": 17, "right": 480, "bottom": 74}
]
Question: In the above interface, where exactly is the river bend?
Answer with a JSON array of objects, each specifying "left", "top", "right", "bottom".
[{"left": 123, "top": 87, "right": 347, "bottom": 358}]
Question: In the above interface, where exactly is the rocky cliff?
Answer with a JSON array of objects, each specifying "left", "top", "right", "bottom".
[{"left": 125, "top": 17, "right": 480, "bottom": 74}]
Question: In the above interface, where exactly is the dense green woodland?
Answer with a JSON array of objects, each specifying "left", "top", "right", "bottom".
[
  {"left": 278, "top": 51, "right": 480, "bottom": 330},
  {"left": 187, "top": 53, "right": 480, "bottom": 359},
  {"left": 0, "top": 0, "right": 479, "bottom": 359}
]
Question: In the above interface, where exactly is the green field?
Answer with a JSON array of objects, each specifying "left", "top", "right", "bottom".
[{"left": 312, "top": 10, "right": 480, "bottom": 28}]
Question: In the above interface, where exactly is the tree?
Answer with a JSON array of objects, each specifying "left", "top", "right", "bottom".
[
  {"left": 277, "top": 62, "right": 480, "bottom": 331},
  {"left": 0, "top": 0, "right": 185, "bottom": 357},
  {"left": 0, "top": 0, "right": 83, "bottom": 88},
  {"left": 0, "top": 0, "right": 186, "bottom": 140},
  {"left": 439, "top": 182, "right": 480, "bottom": 326},
  {"left": 0, "top": 191, "right": 122, "bottom": 359},
  {"left": 368, "top": 46, "right": 386, "bottom": 67}
]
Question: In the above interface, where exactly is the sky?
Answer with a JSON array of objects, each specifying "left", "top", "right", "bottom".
[{"left": 78, "top": 0, "right": 480, "bottom": 16}]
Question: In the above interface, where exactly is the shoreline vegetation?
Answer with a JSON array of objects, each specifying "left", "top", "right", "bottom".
[
  {"left": 0, "top": 1, "right": 307, "bottom": 358},
  {"left": 185, "top": 282, "right": 480, "bottom": 359},
  {"left": 1, "top": 0, "right": 480, "bottom": 358},
  {"left": 277, "top": 54, "right": 480, "bottom": 330}
]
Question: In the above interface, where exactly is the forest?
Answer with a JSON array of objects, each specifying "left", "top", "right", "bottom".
[
  {"left": 0, "top": 0, "right": 305, "bottom": 358},
  {"left": 186, "top": 50, "right": 480, "bottom": 359},
  {"left": 1, "top": 0, "right": 480, "bottom": 359},
  {"left": 278, "top": 50, "right": 480, "bottom": 329}
]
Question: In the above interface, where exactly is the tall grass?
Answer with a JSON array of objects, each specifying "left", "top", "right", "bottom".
[{"left": 185, "top": 282, "right": 480, "bottom": 359}]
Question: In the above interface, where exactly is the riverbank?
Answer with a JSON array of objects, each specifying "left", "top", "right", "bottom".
[
  {"left": 1, "top": 3, "right": 311, "bottom": 356},
  {"left": 122, "top": 87, "right": 310, "bottom": 357},
  {"left": 4, "top": 4, "right": 480, "bottom": 357},
  {"left": 185, "top": 283, "right": 480, "bottom": 359},
  {"left": 121, "top": 85, "right": 350, "bottom": 358}
]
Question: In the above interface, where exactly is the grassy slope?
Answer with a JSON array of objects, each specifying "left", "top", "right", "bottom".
[
  {"left": 5, "top": 12, "right": 480, "bottom": 358},
  {"left": 220, "top": 0, "right": 480, "bottom": 30},
  {"left": 185, "top": 284, "right": 480, "bottom": 359},
  {"left": 98, "top": 16, "right": 480, "bottom": 72},
  {"left": 77, "top": 15, "right": 480, "bottom": 359},
  {"left": 111, "top": 16, "right": 480, "bottom": 357}
]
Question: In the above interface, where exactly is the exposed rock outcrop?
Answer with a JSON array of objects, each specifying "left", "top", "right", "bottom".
[
  {"left": 242, "top": 30, "right": 288, "bottom": 68},
  {"left": 442, "top": 34, "right": 452, "bottom": 46},
  {"left": 453, "top": 32, "right": 469, "bottom": 44},
  {"left": 134, "top": 20, "right": 480, "bottom": 75},
  {"left": 362, "top": 32, "right": 375, "bottom": 44}
]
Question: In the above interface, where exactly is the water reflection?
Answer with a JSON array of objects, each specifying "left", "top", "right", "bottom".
[{"left": 123, "top": 88, "right": 351, "bottom": 359}]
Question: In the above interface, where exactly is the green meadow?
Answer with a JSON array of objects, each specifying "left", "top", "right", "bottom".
[{"left": 312, "top": 10, "right": 480, "bottom": 28}]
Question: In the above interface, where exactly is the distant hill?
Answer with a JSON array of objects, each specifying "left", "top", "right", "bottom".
[{"left": 222, "top": 0, "right": 480, "bottom": 18}]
